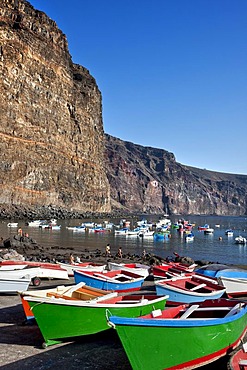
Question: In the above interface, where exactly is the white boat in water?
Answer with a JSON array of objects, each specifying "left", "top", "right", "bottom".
[
  {"left": 225, "top": 229, "right": 234, "bottom": 237},
  {"left": 235, "top": 236, "right": 247, "bottom": 244},
  {"left": 204, "top": 228, "right": 214, "bottom": 234},
  {"left": 7, "top": 222, "right": 18, "bottom": 227}
]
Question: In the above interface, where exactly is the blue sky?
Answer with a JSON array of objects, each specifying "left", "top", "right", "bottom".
[{"left": 30, "top": 0, "right": 247, "bottom": 175}]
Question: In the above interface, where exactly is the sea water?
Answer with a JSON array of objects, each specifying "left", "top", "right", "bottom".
[{"left": 1, "top": 215, "right": 247, "bottom": 266}]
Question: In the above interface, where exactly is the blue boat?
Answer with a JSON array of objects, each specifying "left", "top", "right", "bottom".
[
  {"left": 195, "top": 264, "right": 247, "bottom": 279},
  {"left": 74, "top": 269, "right": 145, "bottom": 292},
  {"left": 154, "top": 274, "right": 226, "bottom": 304}
]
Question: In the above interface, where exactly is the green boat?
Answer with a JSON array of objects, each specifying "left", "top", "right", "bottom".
[
  {"left": 24, "top": 292, "right": 168, "bottom": 348},
  {"left": 109, "top": 299, "right": 247, "bottom": 370}
]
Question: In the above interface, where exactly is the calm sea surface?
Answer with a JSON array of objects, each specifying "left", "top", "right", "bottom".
[{"left": 2, "top": 215, "right": 247, "bottom": 266}]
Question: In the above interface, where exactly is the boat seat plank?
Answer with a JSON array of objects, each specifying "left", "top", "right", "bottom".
[
  {"left": 225, "top": 303, "right": 243, "bottom": 317},
  {"left": 179, "top": 304, "right": 200, "bottom": 319},
  {"left": 190, "top": 283, "right": 206, "bottom": 291},
  {"left": 239, "top": 360, "right": 247, "bottom": 370}
]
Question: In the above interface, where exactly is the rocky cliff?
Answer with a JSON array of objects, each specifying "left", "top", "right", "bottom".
[
  {"left": 0, "top": 0, "right": 111, "bottom": 217},
  {"left": 105, "top": 134, "right": 247, "bottom": 216},
  {"left": 0, "top": 0, "right": 246, "bottom": 219}
]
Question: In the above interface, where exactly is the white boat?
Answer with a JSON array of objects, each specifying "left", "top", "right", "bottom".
[
  {"left": 218, "top": 276, "right": 247, "bottom": 298},
  {"left": 66, "top": 224, "right": 86, "bottom": 232},
  {"left": 235, "top": 236, "right": 247, "bottom": 244},
  {"left": 156, "top": 218, "right": 171, "bottom": 228},
  {"left": 58, "top": 262, "right": 106, "bottom": 277},
  {"left": 0, "top": 261, "right": 69, "bottom": 281},
  {"left": 27, "top": 220, "right": 43, "bottom": 227},
  {"left": 108, "top": 262, "right": 150, "bottom": 278},
  {"left": 127, "top": 227, "right": 148, "bottom": 236},
  {"left": 50, "top": 225, "right": 61, "bottom": 230},
  {"left": 225, "top": 229, "right": 234, "bottom": 237},
  {"left": 0, "top": 276, "right": 31, "bottom": 293},
  {"left": 0, "top": 267, "right": 41, "bottom": 280},
  {"left": 204, "top": 228, "right": 214, "bottom": 234},
  {"left": 115, "top": 228, "right": 129, "bottom": 235},
  {"left": 138, "top": 230, "right": 155, "bottom": 238},
  {"left": 7, "top": 222, "right": 18, "bottom": 227}
]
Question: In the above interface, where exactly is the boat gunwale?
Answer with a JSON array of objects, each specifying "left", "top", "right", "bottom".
[{"left": 23, "top": 294, "right": 169, "bottom": 308}]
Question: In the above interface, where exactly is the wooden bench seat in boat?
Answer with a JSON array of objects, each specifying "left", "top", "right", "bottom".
[{"left": 190, "top": 283, "right": 207, "bottom": 291}]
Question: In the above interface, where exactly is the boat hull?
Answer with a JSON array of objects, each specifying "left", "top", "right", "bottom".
[
  {"left": 155, "top": 275, "right": 225, "bottom": 304},
  {"left": 218, "top": 276, "right": 247, "bottom": 297},
  {"left": 109, "top": 302, "right": 247, "bottom": 370},
  {"left": 74, "top": 270, "right": 144, "bottom": 292},
  {"left": 0, "top": 277, "right": 30, "bottom": 293},
  {"left": 25, "top": 295, "right": 167, "bottom": 347},
  {"left": 108, "top": 262, "right": 150, "bottom": 278}
]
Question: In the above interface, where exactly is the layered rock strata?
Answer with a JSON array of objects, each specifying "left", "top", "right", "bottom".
[
  {"left": 0, "top": 0, "right": 111, "bottom": 214},
  {"left": 105, "top": 134, "right": 247, "bottom": 216}
]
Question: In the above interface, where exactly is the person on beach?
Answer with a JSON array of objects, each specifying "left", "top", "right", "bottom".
[
  {"left": 105, "top": 244, "right": 111, "bottom": 257},
  {"left": 69, "top": 253, "right": 75, "bottom": 264},
  {"left": 117, "top": 247, "right": 122, "bottom": 258}
]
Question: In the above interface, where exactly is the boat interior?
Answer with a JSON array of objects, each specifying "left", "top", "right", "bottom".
[{"left": 142, "top": 301, "right": 246, "bottom": 320}]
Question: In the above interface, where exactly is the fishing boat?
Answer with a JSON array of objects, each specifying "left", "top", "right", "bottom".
[
  {"left": 66, "top": 223, "right": 86, "bottom": 232},
  {"left": 108, "top": 298, "right": 247, "bottom": 370},
  {"left": 198, "top": 223, "right": 209, "bottom": 231},
  {"left": 114, "top": 227, "right": 129, "bottom": 235},
  {"left": 155, "top": 274, "right": 226, "bottom": 304},
  {"left": 138, "top": 229, "right": 155, "bottom": 238},
  {"left": 185, "top": 232, "right": 194, "bottom": 242},
  {"left": 225, "top": 229, "right": 234, "bottom": 237},
  {"left": 195, "top": 264, "right": 247, "bottom": 279},
  {"left": 235, "top": 236, "right": 247, "bottom": 244},
  {"left": 0, "top": 276, "right": 31, "bottom": 293},
  {"left": 217, "top": 276, "right": 247, "bottom": 298},
  {"left": 74, "top": 269, "right": 145, "bottom": 292},
  {"left": 27, "top": 220, "right": 44, "bottom": 227},
  {"left": 108, "top": 262, "right": 150, "bottom": 278},
  {"left": 152, "top": 261, "right": 197, "bottom": 279},
  {"left": 23, "top": 288, "right": 168, "bottom": 348},
  {"left": 7, "top": 222, "right": 18, "bottom": 227},
  {"left": 58, "top": 261, "right": 106, "bottom": 277},
  {"left": 204, "top": 227, "right": 214, "bottom": 234},
  {"left": 19, "top": 282, "right": 115, "bottom": 320},
  {"left": 0, "top": 266, "right": 41, "bottom": 280},
  {"left": 153, "top": 231, "right": 170, "bottom": 240},
  {"left": 0, "top": 261, "right": 69, "bottom": 281},
  {"left": 228, "top": 342, "right": 247, "bottom": 370}
]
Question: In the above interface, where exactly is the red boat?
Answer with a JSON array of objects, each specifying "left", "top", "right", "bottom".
[
  {"left": 152, "top": 261, "right": 197, "bottom": 279},
  {"left": 228, "top": 343, "right": 247, "bottom": 370}
]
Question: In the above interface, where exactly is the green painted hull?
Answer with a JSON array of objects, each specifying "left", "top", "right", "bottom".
[
  {"left": 110, "top": 311, "right": 247, "bottom": 370},
  {"left": 27, "top": 297, "right": 166, "bottom": 347}
]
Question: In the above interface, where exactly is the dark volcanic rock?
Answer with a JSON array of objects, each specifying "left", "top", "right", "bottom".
[{"left": 105, "top": 134, "right": 247, "bottom": 216}]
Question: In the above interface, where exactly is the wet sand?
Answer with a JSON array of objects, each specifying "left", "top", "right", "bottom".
[{"left": 0, "top": 276, "right": 237, "bottom": 369}]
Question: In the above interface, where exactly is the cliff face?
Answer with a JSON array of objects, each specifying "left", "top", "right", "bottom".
[
  {"left": 0, "top": 0, "right": 111, "bottom": 215},
  {"left": 0, "top": 0, "right": 246, "bottom": 219},
  {"left": 105, "top": 134, "right": 247, "bottom": 216}
]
